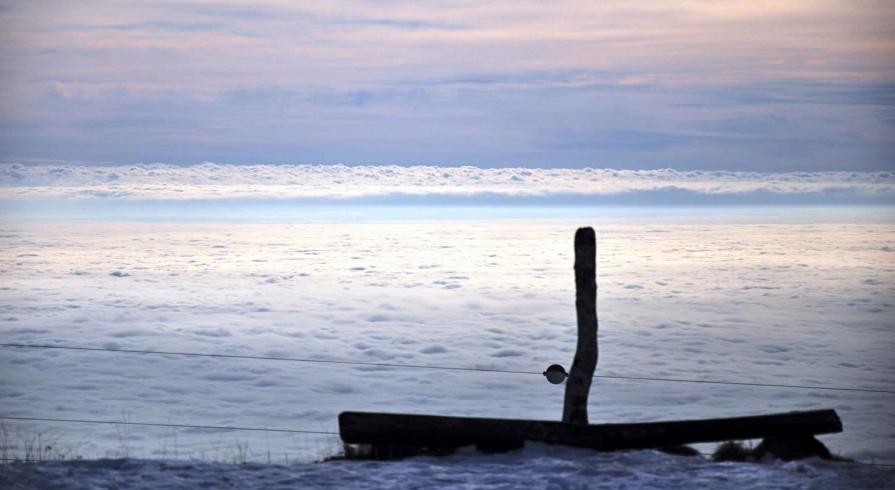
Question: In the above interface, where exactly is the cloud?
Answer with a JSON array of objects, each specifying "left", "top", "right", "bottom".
[
  {"left": 0, "top": 1, "right": 893, "bottom": 169},
  {"left": 335, "top": 18, "right": 471, "bottom": 31},
  {"left": 1, "top": 163, "right": 892, "bottom": 207},
  {"left": 2, "top": 215, "right": 893, "bottom": 462}
]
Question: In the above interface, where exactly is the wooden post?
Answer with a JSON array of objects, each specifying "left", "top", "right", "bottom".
[
  {"left": 563, "top": 227, "right": 598, "bottom": 424},
  {"left": 340, "top": 410, "right": 843, "bottom": 452}
]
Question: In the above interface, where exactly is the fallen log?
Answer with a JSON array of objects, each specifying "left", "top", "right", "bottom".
[{"left": 339, "top": 409, "right": 841, "bottom": 453}]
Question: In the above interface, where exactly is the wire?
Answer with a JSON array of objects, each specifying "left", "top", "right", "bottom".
[
  {"left": 3, "top": 342, "right": 893, "bottom": 394},
  {"left": 0, "top": 343, "right": 533, "bottom": 375},
  {"left": 591, "top": 374, "right": 895, "bottom": 394},
  {"left": 0, "top": 416, "right": 337, "bottom": 435}
]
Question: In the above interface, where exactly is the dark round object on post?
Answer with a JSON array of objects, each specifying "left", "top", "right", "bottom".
[{"left": 543, "top": 364, "right": 568, "bottom": 384}]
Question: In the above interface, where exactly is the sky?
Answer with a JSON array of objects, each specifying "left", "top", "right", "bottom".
[{"left": 0, "top": 0, "right": 893, "bottom": 171}]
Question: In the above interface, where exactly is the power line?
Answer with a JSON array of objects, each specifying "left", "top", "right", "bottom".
[
  {"left": 590, "top": 374, "right": 895, "bottom": 394},
  {"left": 0, "top": 416, "right": 337, "bottom": 435},
  {"left": 0, "top": 343, "right": 533, "bottom": 375},
  {"left": 2, "top": 342, "right": 894, "bottom": 394}
]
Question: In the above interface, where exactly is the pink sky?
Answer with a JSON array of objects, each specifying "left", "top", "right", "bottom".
[{"left": 1, "top": 1, "right": 893, "bottom": 169}]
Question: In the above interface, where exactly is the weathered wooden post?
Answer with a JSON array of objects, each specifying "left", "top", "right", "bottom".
[
  {"left": 563, "top": 227, "right": 598, "bottom": 424},
  {"left": 339, "top": 226, "right": 843, "bottom": 460}
]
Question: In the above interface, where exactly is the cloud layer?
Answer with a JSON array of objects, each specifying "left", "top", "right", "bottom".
[
  {"left": 2, "top": 219, "right": 893, "bottom": 461},
  {"left": 1, "top": 163, "right": 893, "bottom": 207},
  {"left": 0, "top": 1, "right": 892, "bottom": 169}
]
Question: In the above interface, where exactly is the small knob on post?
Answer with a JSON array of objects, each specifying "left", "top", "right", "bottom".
[{"left": 543, "top": 364, "right": 568, "bottom": 384}]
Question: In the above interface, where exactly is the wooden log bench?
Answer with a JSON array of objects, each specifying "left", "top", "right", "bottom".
[{"left": 339, "top": 409, "right": 842, "bottom": 459}]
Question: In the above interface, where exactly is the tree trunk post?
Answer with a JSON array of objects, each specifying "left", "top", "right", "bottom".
[{"left": 563, "top": 227, "right": 598, "bottom": 424}]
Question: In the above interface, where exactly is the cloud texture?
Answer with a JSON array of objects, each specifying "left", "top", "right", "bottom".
[
  {"left": 1, "top": 163, "right": 893, "bottom": 207},
  {"left": 0, "top": 1, "right": 893, "bottom": 169}
]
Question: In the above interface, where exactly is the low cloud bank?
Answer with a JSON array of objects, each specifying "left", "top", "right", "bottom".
[{"left": 1, "top": 162, "right": 893, "bottom": 206}]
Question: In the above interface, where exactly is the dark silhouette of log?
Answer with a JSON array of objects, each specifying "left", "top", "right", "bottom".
[
  {"left": 339, "top": 409, "right": 842, "bottom": 453},
  {"left": 563, "top": 227, "right": 598, "bottom": 424}
]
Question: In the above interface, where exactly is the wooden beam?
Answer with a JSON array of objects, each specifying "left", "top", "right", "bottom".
[
  {"left": 339, "top": 410, "right": 842, "bottom": 452},
  {"left": 563, "top": 227, "right": 598, "bottom": 424}
]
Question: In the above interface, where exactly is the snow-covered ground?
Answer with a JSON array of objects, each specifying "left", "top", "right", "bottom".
[{"left": 2, "top": 444, "right": 894, "bottom": 489}]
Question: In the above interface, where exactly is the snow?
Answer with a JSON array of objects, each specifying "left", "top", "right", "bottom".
[{"left": 2, "top": 445, "right": 893, "bottom": 489}]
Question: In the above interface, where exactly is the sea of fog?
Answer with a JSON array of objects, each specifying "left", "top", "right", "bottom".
[
  {"left": 0, "top": 206, "right": 893, "bottom": 471},
  {"left": 1, "top": 162, "right": 894, "bottom": 486}
]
